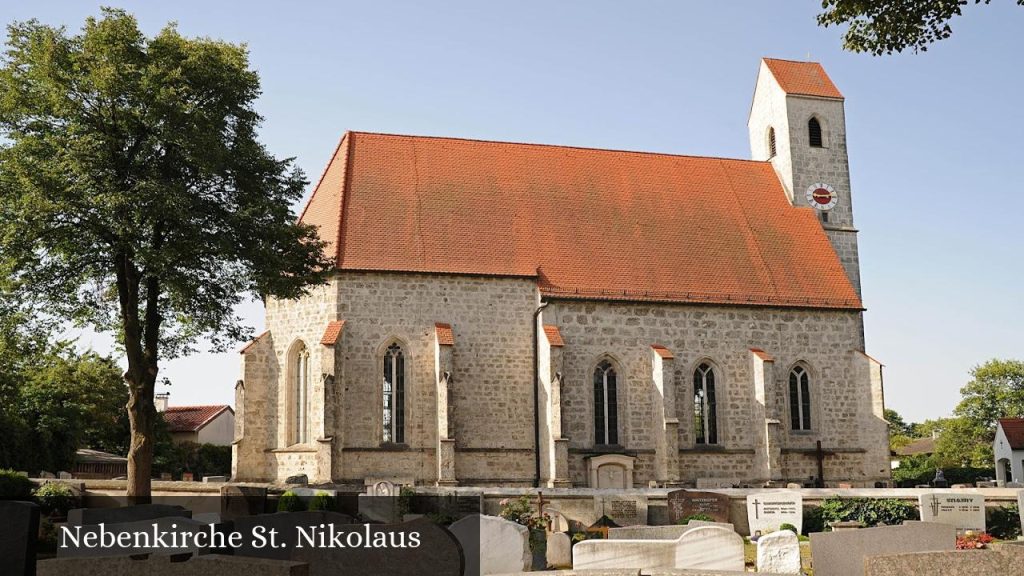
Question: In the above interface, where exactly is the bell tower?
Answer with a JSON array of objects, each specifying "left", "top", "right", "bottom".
[{"left": 748, "top": 58, "right": 862, "bottom": 296}]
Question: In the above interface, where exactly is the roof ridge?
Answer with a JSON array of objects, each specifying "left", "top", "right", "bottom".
[
  {"left": 344, "top": 131, "right": 770, "bottom": 165},
  {"left": 298, "top": 134, "right": 348, "bottom": 223},
  {"left": 762, "top": 57, "right": 824, "bottom": 65}
]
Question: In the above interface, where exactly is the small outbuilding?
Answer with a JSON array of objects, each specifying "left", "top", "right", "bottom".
[{"left": 994, "top": 418, "right": 1024, "bottom": 484}]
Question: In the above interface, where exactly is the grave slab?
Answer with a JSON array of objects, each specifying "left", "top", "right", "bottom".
[
  {"left": 745, "top": 491, "right": 802, "bottom": 536},
  {"left": 449, "top": 514, "right": 528, "bottom": 575},
  {"left": 573, "top": 525, "right": 743, "bottom": 572},
  {"left": 546, "top": 531, "right": 572, "bottom": 569},
  {"left": 755, "top": 530, "right": 801, "bottom": 574},
  {"left": 0, "top": 501, "right": 40, "bottom": 576},
  {"left": 666, "top": 490, "right": 731, "bottom": 524},
  {"left": 917, "top": 491, "right": 985, "bottom": 532},
  {"left": 864, "top": 542, "right": 1024, "bottom": 576},
  {"left": 66, "top": 503, "right": 190, "bottom": 526},
  {"left": 809, "top": 522, "right": 955, "bottom": 576},
  {"left": 37, "top": 554, "right": 308, "bottom": 576},
  {"left": 593, "top": 494, "right": 648, "bottom": 526}
]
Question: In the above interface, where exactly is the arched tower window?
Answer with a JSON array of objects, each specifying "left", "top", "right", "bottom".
[
  {"left": 383, "top": 342, "right": 406, "bottom": 443},
  {"left": 291, "top": 342, "right": 310, "bottom": 444},
  {"left": 768, "top": 127, "right": 777, "bottom": 158},
  {"left": 789, "top": 365, "right": 812, "bottom": 431},
  {"left": 593, "top": 361, "right": 619, "bottom": 445},
  {"left": 808, "top": 117, "right": 823, "bottom": 148},
  {"left": 693, "top": 363, "right": 718, "bottom": 445}
]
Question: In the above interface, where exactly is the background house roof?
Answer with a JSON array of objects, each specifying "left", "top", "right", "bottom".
[
  {"left": 163, "top": 405, "right": 233, "bottom": 433},
  {"left": 998, "top": 418, "right": 1024, "bottom": 450},
  {"left": 300, "top": 131, "right": 862, "bottom": 309}
]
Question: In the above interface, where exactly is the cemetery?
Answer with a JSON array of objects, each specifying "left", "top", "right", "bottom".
[{"left": 2, "top": 470, "right": 1024, "bottom": 575}]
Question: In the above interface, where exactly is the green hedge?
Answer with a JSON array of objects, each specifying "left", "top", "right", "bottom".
[
  {"left": 894, "top": 466, "right": 994, "bottom": 488},
  {"left": 0, "top": 469, "right": 34, "bottom": 500},
  {"left": 803, "top": 497, "right": 917, "bottom": 534}
]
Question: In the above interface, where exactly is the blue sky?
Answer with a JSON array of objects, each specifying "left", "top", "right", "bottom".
[{"left": 3, "top": 1, "right": 1022, "bottom": 423}]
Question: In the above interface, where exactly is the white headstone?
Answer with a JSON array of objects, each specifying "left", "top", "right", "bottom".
[
  {"left": 746, "top": 491, "right": 803, "bottom": 536},
  {"left": 756, "top": 529, "right": 802, "bottom": 574},
  {"left": 449, "top": 514, "right": 530, "bottom": 575},
  {"left": 369, "top": 480, "right": 396, "bottom": 496},
  {"left": 572, "top": 525, "right": 743, "bottom": 572},
  {"left": 39, "top": 471, "right": 55, "bottom": 479},
  {"left": 546, "top": 531, "right": 571, "bottom": 569},
  {"left": 917, "top": 492, "right": 985, "bottom": 532},
  {"left": 57, "top": 472, "right": 72, "bottom": 480}
]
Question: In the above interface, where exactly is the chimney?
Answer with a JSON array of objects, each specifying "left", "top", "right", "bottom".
[{"left": 155, "top": 393, "right": 170, "bottom": 413}]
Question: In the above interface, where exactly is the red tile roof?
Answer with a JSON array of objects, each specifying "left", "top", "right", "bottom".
[
  {"left": 651, "top": 344, "right": 674, "bottom": 359},
  {"left": 998, "top": 418, "right": 1024, "bottom": 450},
  {"left": 163, "top": 405, "right": 233, "bottom": 433},
  {"left": 435, "top": 323, "right": 454, "bottom": 346},
  {"left": 750, "top": 348, "right": 774, "bottom": 362},
  {"left": 763, "top": 58, "right": 844, "bottom": 100},
  {"left": 543, "top": 325, "right": 564, "bottom": 347},
  {"left": 239, "top": 331, "right": 269, "bottom": 355},
  {"left": 300, "top": 132, "right": 862, "bottom": 310},
  {"left": 321, "top": 320, "right": 345, "bottom": 346}
]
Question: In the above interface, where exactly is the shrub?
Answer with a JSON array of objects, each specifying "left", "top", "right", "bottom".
[
  {"left": 277, "top": 490, "right": 306, "bottom": 512},
  {"left": 988, "top": 504, "right": 1021, "bottom": 540},
  {"left": 778, "top": 522, "right": 798, "bottom": 534},
  {"left": 0, "top": 469, "right": 34, "bottom": 500},
  {"left": 34, "top": 482, "right": 80, "bottom": 516},
  {"left": 678, "top": 513, "right": 714, "bottom": 524},
  {"left": 308, "top": 491, "right": 335, "bottom": 512},
  {"left": 498, "top": 496, "right": 548, "bottom": 530},
  {"left": 802, "top": 505, "right": 826, "bottom": 535},
  {"left": 816, "top": 497, "right": 916, "bottom": 529}
]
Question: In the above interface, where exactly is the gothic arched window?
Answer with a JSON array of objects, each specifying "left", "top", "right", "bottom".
[
  {"left": 808, "top": 117, "right": 823, "bottom": 148},
  {"left": 291, "top": 342, "right": 310, "bottom": 444},
  {"left": 593, "top": 361, "right": 619, "bottom": 445},
  {"left": 693, "top": 363, "right": 718, "bottom": 445},
  {"left": 789, "top": 365, "right": 812, "bottom": 431},
  {"left": 383, "top": 342, "right": 406, "bottom": 443},
  {"left": 768, "top": 127, "right": 777, "bottom": 158}
]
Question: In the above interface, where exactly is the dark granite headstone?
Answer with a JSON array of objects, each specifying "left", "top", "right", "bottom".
[
  {"left": 0, "top": 501, "right": 40, "bottom": 576},
  {"left": 66, "top": 503, "right": 191, "bottom": 526},
  {"left": 284, "top": 474, "right": 308, "bottom": 485},
  {"left": 666, "top": 489, "right": 731, "bottom": 523},
  {"left": 221, "top": 485, "right": 269, "bottom": 520}
]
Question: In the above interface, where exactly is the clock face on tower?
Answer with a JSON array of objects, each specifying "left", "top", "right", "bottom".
[{"left": 805, "top": 183, "right": 838, "bottom": 211}]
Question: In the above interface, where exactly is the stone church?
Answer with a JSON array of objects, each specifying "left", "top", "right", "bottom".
[{"left": 232, "top": 58, "right": 890, "bottom": 488}]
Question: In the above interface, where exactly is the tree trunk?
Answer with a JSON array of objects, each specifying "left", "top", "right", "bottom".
[{"left": 126, "top": 380, "right": 156, "bottom": 503}]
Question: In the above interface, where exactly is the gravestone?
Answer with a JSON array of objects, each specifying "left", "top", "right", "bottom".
[
  {"left": 66, "top": 503, "right": 190, "bottom": 526},
  {"left": 573, "top": 525, "right": 743, "bottom": 572},
  {"left": 449, "top": 514, "right": 528, "bottom": 575},
  {"left": 917, "top": 492, "right": 985, "bottom": 532},
  {"left": 543, "top": 506, "right": 570, "bottom": 532},
  {"left": 546, "top": 532, "right": 572, "bottom": 569},
  {"left": 695, "top": 478, "right": 737, "bottom": 489},
  {"left": 593, "top": 494, "right": 648, "bottom": 526},
  {"left": 864, "top": 542, "right": 1024, "bottom": 576},
  {"left": 666, "top": 489, "right": 730, "bottom": 524},
  {"left": 221, "top": 485, "right": 268, "bottom": 520},
  {"left": 0, "top": 501, "right": 39, "bottom": 576},
  {"left": 160, "top": 472, "right": 173, "bottom": 480},
  {"left": 57, "top": 516, "right": 232, "bottom": 558},
  {"left": 786, "top": 483, "right": 802, "bottom": 489},
  {"left": 37, "top": 554, "right": 309, "bottom": 576},
  {"left": 370, "top": 480, "right": 396, "bottom": 496},
  {"left": 608, "top": 520, "right": 734, "bottom": 540},
  {"left": 203, "top": 475, "right": 227, "bottom": 483},
  {"left": 756, "top": 529, "right": 801, "bottom": 574},
  {"left": 58, "top": 471, "right": 72, "bottom": 479},
  {"left": 284, "top": 473, "right": 308, "bottom": 485},
  {"left": 40, "top": 471, "right": 56, "bottom": 478},
  {"left": 746, "top": 491, "right": 802, "bottom": 536},
  {"left": 182, "top": 472, "right": 193, "bottom": 482},
  {"left": 809, "top": 522, "right": 955, "bottom": 576},
  {"left": 1018, "top": 490, "right": 1024, "bottom": 533}
]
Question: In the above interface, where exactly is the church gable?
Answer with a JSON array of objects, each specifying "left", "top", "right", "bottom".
[{"left": 300, "top": 132, "right": 861, "bottom": 309}]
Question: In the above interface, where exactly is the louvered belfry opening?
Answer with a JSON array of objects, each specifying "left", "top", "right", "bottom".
[
  {"left": 808, "top": 117, "right": 823, "bottom": 147},
  {"left": 768, "top": 127, "right": 777, "bottom": 157}
]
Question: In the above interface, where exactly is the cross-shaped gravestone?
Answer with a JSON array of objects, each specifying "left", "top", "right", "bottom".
[{"left": 535, "top": 492, "right": 550, "bottom": 531}]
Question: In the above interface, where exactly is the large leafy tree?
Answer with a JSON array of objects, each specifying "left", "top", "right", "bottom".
[
  {"left": 0, "top": 9, "right": 330, "bottom": 498},
  {"left": 954, "top": 359, "right": 1024, "bottom": 430},
  {"left": 818, "top": 0, "right": 1024, "bottom": 55}
]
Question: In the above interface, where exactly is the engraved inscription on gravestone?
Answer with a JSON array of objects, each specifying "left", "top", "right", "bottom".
[
  {"left": 594, "top": 494, "right": 648, "bottom": 526},
  {"left": 667, "top": 490, "right": 731, "bottom": 524},
  {"left": 746, "top": 492, "right": 802, "bottom": 535},
  {"left": 917, "top": 492, "right": 985, "bottom": 532}
]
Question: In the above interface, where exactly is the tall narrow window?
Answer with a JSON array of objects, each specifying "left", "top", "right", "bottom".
[
  {"left": 383, "top": 343, "right": 405, "bottom": 443},
  {"left": 808, "top": 118, "right": 823, "bottom": 147},
  {"left": 789, "top": 365, "right": 812, "bottom": 431},
  {"left": 593, "top": 361, "right": 618, "bottom": 445},
  {"left": 693, "top": 363, "right": 718, "bottom": 445},
  {"left": 293, "top": 343, "right": 310, "bottom": 444},
  {"left": 768, "top": 127, "right": 777, "bottom": 158}
]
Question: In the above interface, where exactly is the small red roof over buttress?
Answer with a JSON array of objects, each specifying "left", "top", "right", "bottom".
[
  {"left": 543, "top": 325, "right": 564, "bottom": 347},
  {"left": 763, "top": 58, "right": 844, "bottom": 100},
  {"left": 998, "top": 418, "right": 1024, "bottom": 450},
  {"left": 435, "top": 323, "right": 454, "bottom": 346},
  {"left": 321, "top": 320, "right": 345, "bottom": 346},
  {"left": 299, "top": 132, "right": 862, "bottom": 310},
  {"left": 163, "top": 405, "right": 233, "bottom": 433}
]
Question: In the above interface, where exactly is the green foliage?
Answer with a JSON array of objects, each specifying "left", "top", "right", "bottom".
[
  {"left": 152, "top": 441, "right": 231, "bottom": 480},
  {"left": 802, "top": 505, "right": 826, "bottom": 535},
  {"left": 816, "top": 497, "right": 917, "bottom": 529},
  {"left": 33, "top": 482, "right": 80, "bottom": 516},
  {"left": 884, "top": 408, "right": 912, "bottom": 437},
  {"left": 778, "top": 522, "right": 798, "bottom": 534},
  {"left": 499, "top": 496, "right": 548, "bottom": 530},
  {"left": 277, "top": 490, "right": 306, "bottom": 512},
  {"left": 988, "top": 504, "right": 1021, "bottom": 540},
  {"left": 0, "top": 7, "right": 331, "bottom": 494},
  {"left": 955, "top": 359, "right": 1024, "bottom": 430},
  {"left": 818, "top": 0, "right": 1024, "bottom": 55},
  {"left": 891, "top": 453, "right": 935, "bottom": 485},
  {"left": 932, "top": 417, "right": 992, "bottom": 468},
  {"left": 678, "top": 513, "right": 714, "bottom": 525},
  {"left": 0, "top": 469, "right": 34, "bottom": 500},
  {"left": 309, "top": 491, "right": 336, "bottom": 512}
]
